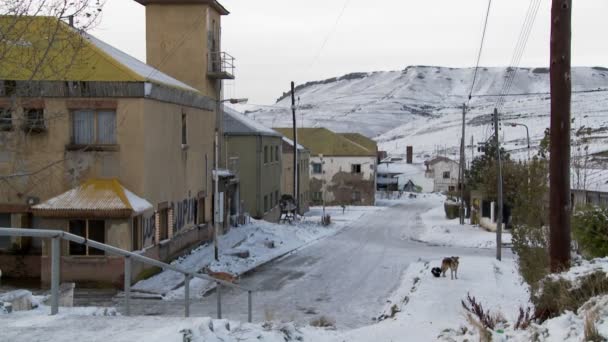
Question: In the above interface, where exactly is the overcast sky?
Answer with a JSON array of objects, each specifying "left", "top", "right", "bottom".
[{"left": 91, "top": 0, "right": 608, "bottom": 105}]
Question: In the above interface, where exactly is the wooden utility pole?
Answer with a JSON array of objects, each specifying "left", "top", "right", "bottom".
[
  {"left": 549, "top": 0, "right": 572, "bottom": 272},
  {"left": 459, "top": 103, "right": 466, "bottom": 225},
  {"left": 291, "top": 82, "right": 299, "bottom": 215},
  {"left": 494, "top": 108, "right": 503, "bottom": 261}
]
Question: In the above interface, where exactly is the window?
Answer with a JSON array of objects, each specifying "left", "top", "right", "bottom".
[
  {"left": 312, "top": 192, "right": 323, "bottom": 202},
  {"left": 352, "top": 191, "right": 362, "bottom": 202},
  {"left": 448, "top": 186, "right": 456, "bottom": 192},
  {"left": 0, "top": 108, "right": 12, "bottom": 131},
  {"left": 275, "top": 146, "right": 279, "bottom": 162},
  {"left": 270, "top": 146, "right": 274, "bottom": 162},
  {"left": 158, "top": 208, "right": 169, "bottom": 241},
  {"left": 264, "top": 146, "right": 268, "bottom": 164},
  {"left": 23, "top": 108, "right": 45, "bottom": 132},
  {"left": 69, "top": 220, "right": 105, "bottom": 256},
  {"left": 312, "top": 163, "right": 322, "bottom": 174},
  {"left": 72, "top": 109, "right": 116, "bottom": 145},
  {"left": 275, "top": 190, "right": 279, "bottom": 205},
  {"left": 443, "top": 171, "right": 450, "bottom": 179},
  {"left": 132, "top": 216, "right": 142, "bottom": 251},
  {"left": 181, "top": 111, "right": 187, "bottom": 145},
  {"left": 264, "top": 195, "right": 269, "bottom": 213},
  {"left": 351, "top": 164, "right": 362, "bottom": 174}
]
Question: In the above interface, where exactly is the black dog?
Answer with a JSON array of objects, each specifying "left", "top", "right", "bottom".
[{"left": 431, "top": 267, "right": 442, "bottom": 278}]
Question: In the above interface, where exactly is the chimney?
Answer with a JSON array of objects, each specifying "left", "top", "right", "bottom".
[
  {"left": 406, "top": 146, "right": 413, "bottom": 164},
  {"left": 133, "top": 0, "right": 230, "bottom": 97}
]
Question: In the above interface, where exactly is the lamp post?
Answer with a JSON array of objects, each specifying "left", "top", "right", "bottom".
[
  {"left": 507, "top": 122, "right": 530, "bottom": 160},
  {"left": 214, "top": 97, "right": 248, "bottom": 261}
]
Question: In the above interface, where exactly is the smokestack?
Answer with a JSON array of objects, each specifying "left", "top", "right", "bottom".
[
  {"left": 68, "top": 15, "right": 74, "bottom": 27},
  {"left": 406, "top": 146, "right": 413, "bottom": 164}
]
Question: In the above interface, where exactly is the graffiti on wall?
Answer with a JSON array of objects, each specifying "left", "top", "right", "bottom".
[
  {"left": 142, "top": 213, "right": 156, "bottom": 247},
  {"left": 138, "top": 196, "right": 199, "bottom": 248},
  {"left": 172, "top": 197, "right": 198, "bottom": 234}
]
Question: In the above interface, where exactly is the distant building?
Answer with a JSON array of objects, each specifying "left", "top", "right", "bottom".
[
  {"left": 572, "top": 172, "right": 608, "bottom": 208},
  {"left": 275, "top": 128, "right": 377, "bottom": 206},
  {"left": 425, "top": 157, "right": 460, "bottom": 193},
  {"left": 281, "top": 137, "right": 310, "bottom": 215},
  {"left": 223, "top": 108, "right": 282, "bottom": 222}
]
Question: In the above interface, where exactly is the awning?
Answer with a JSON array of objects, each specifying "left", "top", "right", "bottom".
[{"left": 32, "top": 179, "right": 153, "bottom": 219}]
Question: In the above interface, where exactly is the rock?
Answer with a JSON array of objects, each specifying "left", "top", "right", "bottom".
[
  {"left": 1, "top": 302, "right": 12, "bottom": 314},
  {"left": 59, "top": 283, "right": 75, "bottom": 307},
  {"left": 43, "top": 282, "right": 75, "bottom": 307},
  {"left": 226, "top": 249, "right": 250, "bottom": 259},
  {"left": 264, "top": 240, "right": 275, "bottom": 249},
  {"left": 0, "top": 290, "right": 32, "bottom": 311}
]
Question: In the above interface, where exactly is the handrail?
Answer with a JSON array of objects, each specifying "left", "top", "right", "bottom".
[{"left": 0, "top": 227, "right": 253, "bottom": 321}]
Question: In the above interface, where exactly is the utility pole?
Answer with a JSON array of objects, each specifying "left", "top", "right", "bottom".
[
  {"left": 459, "top": 103, "right": 466, "bottom": 225},
  {"left": 291, "top": 82, "right": 299, "bottom": 216},
  {"left": 494, "top": 108, "right": 503, "bottom": 261},
  {"left": 549, "top": 0, "right": 572, "bottom": 272},
  {"left": 470, "top": 135, "right": 474, "bottom": 169},
  {"left": 214, "top": 78, "right": 222, "bottom": 261}
]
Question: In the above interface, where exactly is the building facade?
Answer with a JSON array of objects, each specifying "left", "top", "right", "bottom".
[
  {"left": 0, "top": 0, "right": 233, "bottom": 286},
  {"left": 425, "top": 157, "right": 460, "bottom": 193},
  {"left": 281, "top": 137, "right": 310, "bottom": 214},
  {"left": 223, "top": 108, "right": 282, "bottom": 222},
  {"left": 276, "top": 128, "right": 377, "bottom": 206}
]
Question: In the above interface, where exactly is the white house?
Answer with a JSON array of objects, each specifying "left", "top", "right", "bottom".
[
  {"left": 275, "top": 128, "right": 377, "bottom": 206},
  {"left": 425, "top": 157, "right": 460, "bottom": 193}
]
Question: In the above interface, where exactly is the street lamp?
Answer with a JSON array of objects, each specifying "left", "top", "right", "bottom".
[
  {"left": 507, "top": 122, "right": 530, "bottom": 160},
  {"left": 213, "top": 97, "right": 249, "bottom": 261}
]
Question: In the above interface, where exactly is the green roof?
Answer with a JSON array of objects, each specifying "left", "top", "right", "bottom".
[
  {"left": 274, "top": 128, "right": 376, "bottom": 157},
  {"left": 339, "top": 133, "right": 377, "bottom": 154}
]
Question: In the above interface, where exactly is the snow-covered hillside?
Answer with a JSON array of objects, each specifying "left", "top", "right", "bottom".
[{"left": 236, "top": 66, "right": 608, "bottom": 162}]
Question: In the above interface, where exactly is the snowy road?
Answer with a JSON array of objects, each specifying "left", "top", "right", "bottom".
[{"left": 116, "top": 200, "right": 508, "bottom": 328}]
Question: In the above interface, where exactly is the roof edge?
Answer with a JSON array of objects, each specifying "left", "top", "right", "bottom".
[{"left": 133, "top": 0, "right": 230, "bottom": 15}]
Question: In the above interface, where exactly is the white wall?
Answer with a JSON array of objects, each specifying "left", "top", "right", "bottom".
[
  {"left": 310, "top": 155, "right": 376, "bottom": 204},
  {"left": 431, "top": 160, "right": 460, "bottom": 193}
]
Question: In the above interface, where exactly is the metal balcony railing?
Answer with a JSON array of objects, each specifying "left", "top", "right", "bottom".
[
  {"left": 208, "top": 51, "right": 235, "bottom": 80},
  {"left": 0, "top": 228, "right": 253, "bottom": 321}
]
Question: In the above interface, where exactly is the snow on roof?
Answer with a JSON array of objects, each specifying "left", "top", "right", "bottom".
[
  {"left": 223, "top": 107, "right": 281, "bottom": 137},
  {"left": 85, "top": 33, "right": 198, "bottom": 92},
  {"left": 377, "top": 162, "right": 434, "bottom": 192},
  {"left": 282, "top": 136, "right": 306, "bottom": 151},
  {"left": 0, "top": 16, "right": 198, "bottom": 92},
  {"left": 32, "top": 179, "right": 152, "bottom": 217}
]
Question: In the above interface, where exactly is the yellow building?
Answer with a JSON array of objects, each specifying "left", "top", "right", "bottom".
[{"left": 0, "top": 0, "right": 234, "bottom": 286}]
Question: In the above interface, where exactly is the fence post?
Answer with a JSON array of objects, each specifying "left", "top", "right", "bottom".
[
  {"left": 184, "top": 274, "right": 191, "bottom": 317},
  {"left": 50, "top": 236, "right": 60, "bottom": 315},
  {"left": 216, "top": 282, "right": 222, "bottom": 319},
  {"left": 248, "top": 290, "right": 252, "bottom": 323},
  {"left": 124, "top": 256, "right": 131, "bottom": 316}
]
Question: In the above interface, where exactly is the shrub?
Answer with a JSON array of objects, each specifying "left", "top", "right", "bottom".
[
  {"left": 310, "top": 315, "right": 336, "bottom": 328},
  {"left": 444, "top": 201, "right": 459, "bottom": 219},
  {"left": 533, "top": 271, "right": 608, "bottom": 322},
  {"left": 461, "top": 293, "right": 505, "bottom": 330},
  {"left": 573, "top": 206, "right": 608, "bottom": 258}
]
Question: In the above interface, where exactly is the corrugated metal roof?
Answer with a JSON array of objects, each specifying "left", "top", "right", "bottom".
[
  {"left": 0, "top": 16, "right": 197, "bottom": 92},
  {"left": 32, "top": 179, "right": 152, "bottom": 216},
  {"left": 274, "top": 127, "right": 376, "bottom": 157},
  {"left": 223, "top": 107, "right": 281, "bottom": 137}
]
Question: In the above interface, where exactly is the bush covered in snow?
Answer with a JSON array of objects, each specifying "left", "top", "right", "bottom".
[{"left": 573, "top": 206, "right": 608, "bottom": 258}]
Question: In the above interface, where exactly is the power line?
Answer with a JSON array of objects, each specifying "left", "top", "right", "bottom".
[
  {"left": 306, "top": 0, "right": 351, "bottom": 72},
  {"left": 468, "top": 0, "right": 493, "bottom": 102}
]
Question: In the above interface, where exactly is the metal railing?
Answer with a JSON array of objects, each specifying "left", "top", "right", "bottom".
[
  {"left": 208, "top": 51, "right": 235, "bottom": 76},
  {"left": 0, "top": 228, "right": 253, "bottom": 321}
]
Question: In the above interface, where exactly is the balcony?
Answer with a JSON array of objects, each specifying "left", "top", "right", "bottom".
[{"left": 208, "top": 51, "right": 235, "bottom": 80}]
